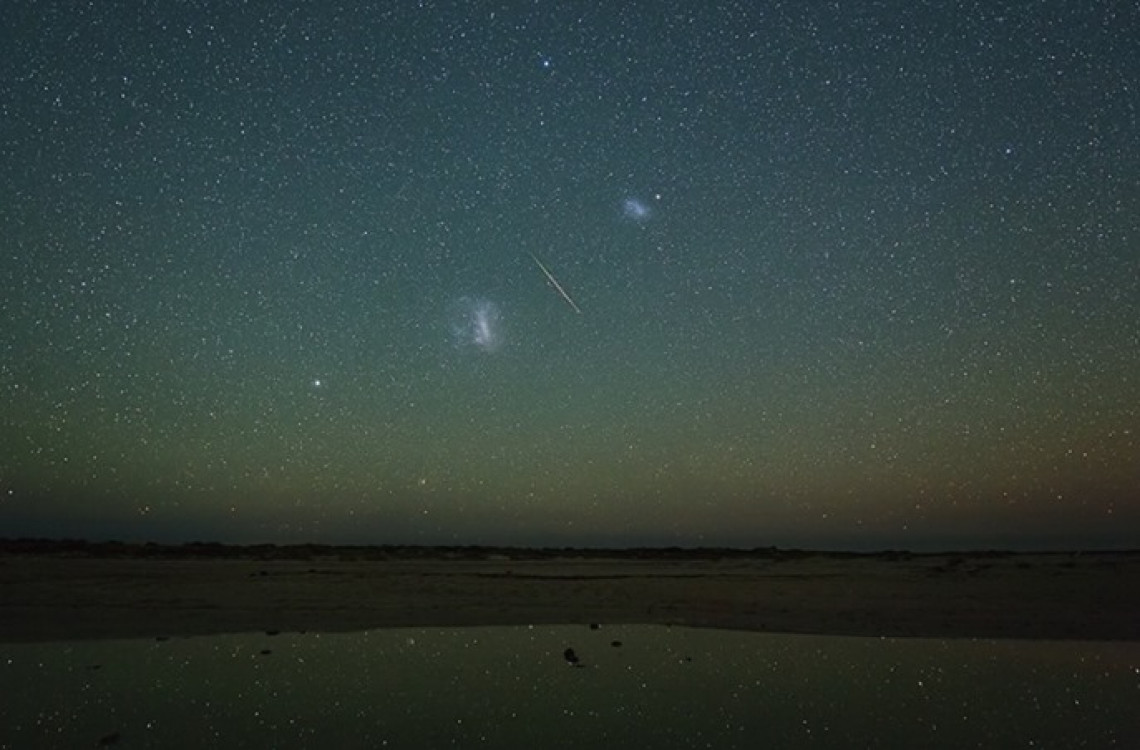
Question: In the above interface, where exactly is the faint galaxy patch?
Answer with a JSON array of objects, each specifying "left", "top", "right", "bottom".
[
  {"left": 448, "top": 296, "right": 503, "bottom": 353},
  {"left": 620, "top": 196, "right": 654, "bottom": 223}
]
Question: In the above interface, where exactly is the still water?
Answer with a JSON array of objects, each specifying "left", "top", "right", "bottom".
[{"left": 2, "top": 625, "right": 1136, "bottom": 748}]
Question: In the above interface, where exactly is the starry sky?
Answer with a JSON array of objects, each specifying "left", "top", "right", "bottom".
[{"left": 2, "top": 1, "right": 1138, "bottom": 549}]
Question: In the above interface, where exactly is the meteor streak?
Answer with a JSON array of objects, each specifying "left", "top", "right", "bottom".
[{"left": 530, "top": 252, "right": 582, "bottom": 314}]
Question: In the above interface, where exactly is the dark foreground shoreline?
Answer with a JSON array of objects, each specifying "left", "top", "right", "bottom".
[{"left": 2, "top": 541, "right": 1137, "bottom": 643}]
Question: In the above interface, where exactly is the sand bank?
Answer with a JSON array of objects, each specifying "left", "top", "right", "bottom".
[{"left": 1, "top": 549, "right": 1136, "bottom": 642}]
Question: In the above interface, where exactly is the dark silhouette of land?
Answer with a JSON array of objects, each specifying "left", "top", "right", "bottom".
[{"left": 2, "top": 538, "right": 1137, "bottom": 643}]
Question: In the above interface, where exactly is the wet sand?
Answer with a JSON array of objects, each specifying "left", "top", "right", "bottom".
[{"left": 1, "top": 548, "right": 1137, "bottom": 642}]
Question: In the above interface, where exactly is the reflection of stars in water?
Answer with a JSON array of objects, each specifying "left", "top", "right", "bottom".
[{"left": 621, "top": 195, "right": 658, "bottom": 222}]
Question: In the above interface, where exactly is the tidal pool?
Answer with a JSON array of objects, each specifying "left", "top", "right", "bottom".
[{"left": 2, "top": 625, "right": 1136, "bottom": 748}]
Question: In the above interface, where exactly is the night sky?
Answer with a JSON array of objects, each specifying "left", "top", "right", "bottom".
[{"left": 2, "top": 1, "right": 1137, "bottom": 549}]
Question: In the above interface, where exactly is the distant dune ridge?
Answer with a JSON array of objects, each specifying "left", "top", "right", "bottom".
[{"left": 1, "top": 539, "right": 1137, "bottom": 643}]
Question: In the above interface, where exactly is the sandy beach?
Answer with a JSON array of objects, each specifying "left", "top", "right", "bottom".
[{"left": 1, "top": 544, "right": 1137, "bottom": 643}]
